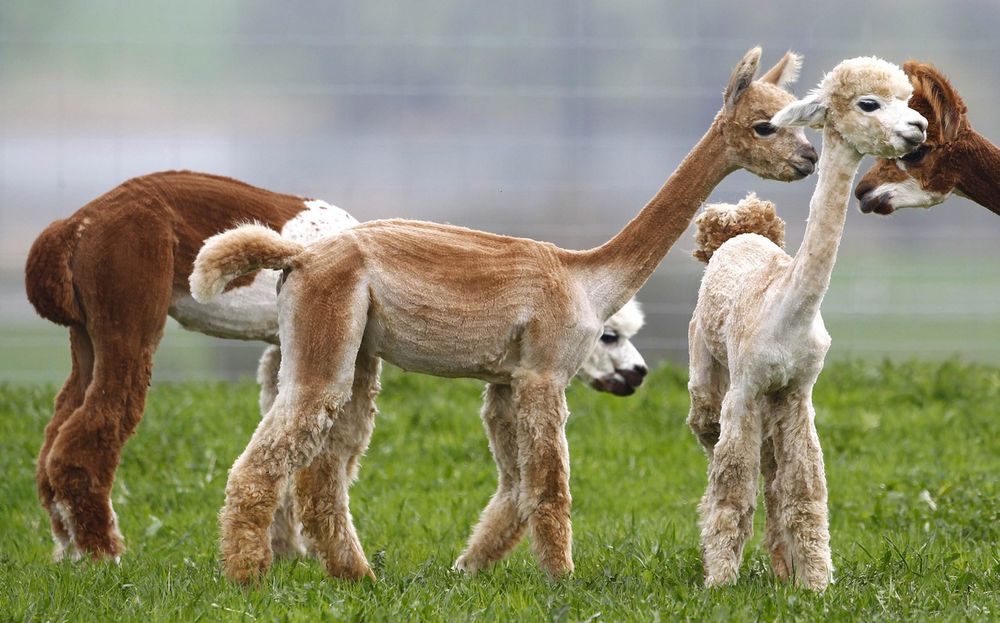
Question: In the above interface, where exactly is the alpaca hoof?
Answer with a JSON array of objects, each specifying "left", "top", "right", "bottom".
[
  {"left": 78, "top": 537, "right": 125, "bottom": 563},
  {"left": 221, "top": 537, "right": 272, "bottom": 584},
  {"left": 223, "top": 554, "right": 271, "bottom": 585},
  {"left": 452, "top": 553, "right": 482, "bottom": 576},
  {"left": 795, "top": 568, "right": 833, "bottom": 591},
  {"left": 704, "top": 572, "right": 738, "bottom": 589},
  {"left": 541, "top": 557, "right": 574, "bottom": 579},
  {"left": 323, "top": 560, "right": 376, "bottom": 582}
]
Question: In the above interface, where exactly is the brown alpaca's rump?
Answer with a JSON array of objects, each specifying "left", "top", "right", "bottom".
[
  {"left": 692, "top": 193, "right": 785, "bottom": 263},
  {"left": 25, "top": 218, "right": 85, "bottom": 326},
  {"left": 25, "top": 170, "right": 316, "bottom": 562}
]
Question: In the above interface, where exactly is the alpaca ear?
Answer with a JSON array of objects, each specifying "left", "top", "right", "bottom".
[
  {"left": 724, "top": 46, "right": 762, "bottom": 111},
  {"left": 771, "top": 93, "right": 827, "bottom": 128},
  {"left": 904, "top": 60, "right": 967, "bottom": 142},
  {"left": 758, "top": 50, "right": 802, "bottom": 90}
]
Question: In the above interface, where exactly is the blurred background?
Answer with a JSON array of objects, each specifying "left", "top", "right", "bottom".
[{"left": 2, "top": 0, "right": 999, "bottom": 382}]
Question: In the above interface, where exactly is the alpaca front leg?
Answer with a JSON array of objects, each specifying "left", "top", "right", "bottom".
[
  {"left": 294, "top": 353, "right": 380, "bottom": 581},
  {"left": 700, "top": 390, "right": 761, "bottom": 588},
  {"left": 455, "top": 384, "right": 528, "bottom": 574},
  {"left": 219, "top": 390, "right": 336, "bottom": 583},
  {"left": 686, "top": 321, "right": 725, "bottom": 461},
  {"left": 776, "top": 393, "right": 833, "bottom": 590},
  {"left": 513, "top": 376, "right": 573, "bottom": 577}
]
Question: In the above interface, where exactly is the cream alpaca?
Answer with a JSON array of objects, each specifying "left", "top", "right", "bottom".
[
  {"left": 687, "top": 57, "right": 926, "bottom": 590},
  {"left": 191, "top": 47, "right": 818, "bottom": 584}
]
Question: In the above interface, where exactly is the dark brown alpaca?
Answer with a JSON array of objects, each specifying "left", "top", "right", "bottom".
[
  {"left": 855, "top": 61, "right": 1000, "bottom": 215},
  {"left": 24, "top": 170, "right": 357, "bottom": 561}
]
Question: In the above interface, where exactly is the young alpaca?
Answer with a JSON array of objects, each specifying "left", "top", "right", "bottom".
[
  {"left": 191, "top": 47, "right": 818, "bottom": 584},
  {"left": 687, "top": 57, "right": 926, "bottom": 590},
  {"left": 24, "top": 169, "right": 651, "bottom": 563},
  {"left": 855, "top": 61, "right": 1000, "bottom": 215}
]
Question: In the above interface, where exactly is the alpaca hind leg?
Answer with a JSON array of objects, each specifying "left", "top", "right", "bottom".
[
  {"left": 256, "top": 345, "right": 307, "bottom": 558},
  {"left": 219, "top": 276, "right": 369, "bottom": 583},
  {"left": 775, "top": 392, "right": 832, "bottom": 590},
  {"left": 454, "top": 383, "right": 527, "bottom": 574},
  {"left": 513, "top": 373, "right": 573, "bottom": 577},
  {"left": 45, "top": 227, "right": 171, "bottom": 560},
  {"left": 37, "top": 325, "right": 93, "bottom": 560},
  {"left": 294, "top": 351, "right": 381, "bottom": 580},
  {"left": 700, "top": 389, "right": 761, "bottom": 587},
  {"left": 761, "top": 433, "right": 791, "bottom": 581}
]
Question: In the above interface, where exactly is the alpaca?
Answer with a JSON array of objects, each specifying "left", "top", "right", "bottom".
[
  {"left": 686, "top": 57, "right": 926, "bottom": 590},
  {"left": 23, "top": 170, "right": 650, "bottom": 562},
  {"left": 190, "top": 47, "right": 818, "bottom": 584},
  {"left": 574, "top": 299, "right": 648, "bottom": 396},
  {"left": 855, "top": 61, "right": 1000, "bottom": 215}
]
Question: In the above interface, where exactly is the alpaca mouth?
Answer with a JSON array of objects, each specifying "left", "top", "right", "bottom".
[
  {"left": 858, "top": 191, "right": 894, "bottom": 215},
  {"left": 792, "top": 163, "right": 815, "bottom": 178},
  {"left": 591, "top": 369, "right": 645, "bottom": 397}
]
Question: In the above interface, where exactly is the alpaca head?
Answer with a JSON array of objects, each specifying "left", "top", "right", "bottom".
[
  {"left": 855, "top": 62, "right": 968, "bottom": 214},
  {"left": 576, "top": 299, "right": 648, "bottom": 396},
  {"left": 771, "top": 57, "right": 927, "bottom": 159},
  {"left": 718, "top": 47, "right": 819, "bottom": 181}
]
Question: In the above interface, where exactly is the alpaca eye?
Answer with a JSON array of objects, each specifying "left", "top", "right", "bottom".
[
  {"left": 599, "top": 331, "right": 619, "bottom": 344},
  {"left": 753, "top": 122, "right": 778, "bottom": 137},
  {"left": 857, "top": 99, "right": 881, "bottom": 113},
  {"left": 900, "top": 145, "right": 928, "bottom": 164}
]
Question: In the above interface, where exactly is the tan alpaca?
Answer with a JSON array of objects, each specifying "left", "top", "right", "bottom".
[
  {"left": 191, "top": 47, "right": 819, "bottom": 584},
  {"left": 687, "top": 57, "right": 927, "bottom": 590}
]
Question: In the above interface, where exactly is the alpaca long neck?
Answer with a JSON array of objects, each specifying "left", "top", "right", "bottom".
[
  {"left": 955, "top": 131, "right": 1000, "bottom": 216},
  {"left": 576, "top": 117, "right": 733, "bottom": 318},
  {"left": 783, "top": 129, "right": 861, "bottom": 323}
]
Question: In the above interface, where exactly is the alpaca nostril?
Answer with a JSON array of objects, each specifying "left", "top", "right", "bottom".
[
  {"left": 634, "top": 364, "right": 648, "bottom": 378},
  {"left": 909, "top": 118, "right": 928, "bottom": 133}
]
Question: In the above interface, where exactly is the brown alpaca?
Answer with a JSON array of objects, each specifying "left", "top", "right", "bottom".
[
  {"left": 190, "top": 47, "right": 819, "bottom": 584},
  {"left": 23, "top": 170, "right": 359, "bottom": 561},
  {"left": 855, "top": 61, "right": 1000, "bottom": 215}
]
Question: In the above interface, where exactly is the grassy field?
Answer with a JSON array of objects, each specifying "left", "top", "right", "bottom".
[{"left": 1, "top": 361, "right": 998, "bottom": 621}]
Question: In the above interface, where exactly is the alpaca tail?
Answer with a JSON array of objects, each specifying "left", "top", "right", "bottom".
[
  {"left": 692, "top": 192, "right": 785, "bottom": 263},
  {"left": 190, "top": 224, "right": 304, "bottom": 303},
  {"left": 24, "top": 218, "right": 84, "bottom": 326}
]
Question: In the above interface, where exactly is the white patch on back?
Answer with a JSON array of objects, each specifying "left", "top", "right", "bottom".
[
  {"left": 284, "top": 200, "right": 359, "bottom": 244},
  {"left": 171, "top": 198, "right": 360, "bottom": 342}
]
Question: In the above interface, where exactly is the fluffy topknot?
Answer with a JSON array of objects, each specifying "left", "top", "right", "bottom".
[{"left": 692, "top": 193, "right": 785, "bottom": 263}]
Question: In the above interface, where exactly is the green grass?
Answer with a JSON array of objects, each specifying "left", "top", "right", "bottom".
[{"left": 1, "top": 361, "right": 999, "bottom": 621}]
